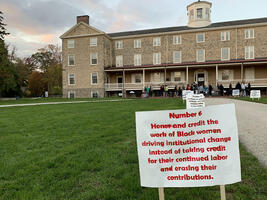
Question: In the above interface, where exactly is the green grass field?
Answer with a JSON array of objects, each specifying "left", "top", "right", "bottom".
[
  {"left": 0, "top": 99, "right": 266, "bottom": 200},
  {"left": 0, "top": 97, "right": 121, "bottom": 105}
]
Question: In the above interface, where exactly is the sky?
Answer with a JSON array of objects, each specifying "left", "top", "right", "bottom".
[{"left": 1, "top": 0, "right": 267, "bottom": 58}]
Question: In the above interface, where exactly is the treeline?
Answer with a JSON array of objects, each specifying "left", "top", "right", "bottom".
[{"left": 0, "top": 11, "right": 62, "bottom": 97}]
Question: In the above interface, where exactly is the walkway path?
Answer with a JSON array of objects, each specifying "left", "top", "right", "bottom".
[
  {"left": 0, "top": 99, "right": 132, "bottom": 108},
  {"left": 205, "top": 98, "right": 267, "bottom": 166}
]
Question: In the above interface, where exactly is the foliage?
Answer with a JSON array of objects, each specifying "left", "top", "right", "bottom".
[
  {"left": 46, "top": 63, "right": 62, "bottom": 95},
  {"left": 30, "top": 44, "right": 61, "bottom": 73},
  {"left": 0, "top": 40, "right": 20, "bottom": 97},
  {"left": 0, "top": 11, "right": 9, "bottom": 40},
  {"left": 28, "top": 44, "right": 62, "bottom": 95},
  {"left": 27, "top": 71, "right": 45, "bottom": 97}
]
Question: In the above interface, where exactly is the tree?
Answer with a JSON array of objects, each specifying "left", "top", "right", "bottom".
[
  {"left": 0, "top": 39, "right": 20, "bottom": 97},
  {"left": 30, "top": 44, "right": 61, "bottom": 73},
  {"left": 47, "top": 64, "right": 62, "bottom": 95},
  {"left": 29, "top": 44, "right": 62, "bottom": 95},
  {"left": 0, "top": 11, "right": 9, "bottom": 40},
  {"left": 28, "top": 71, "right": 45, "bottom": 97}
]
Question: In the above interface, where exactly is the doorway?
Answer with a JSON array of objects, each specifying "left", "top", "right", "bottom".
[
  {"left": 197, "top": 73, "right": 205, "bottom": 86},
  {"left": 117, "top": 76, "right": 123, "bottom": 88}
]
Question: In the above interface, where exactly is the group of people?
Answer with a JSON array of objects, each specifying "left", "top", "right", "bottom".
[
  {"left": 217, "top": 82, "right": 251, "bottom": 96},
  {"left": 143, "top": 82, "right": 252, "bottom": 98}
]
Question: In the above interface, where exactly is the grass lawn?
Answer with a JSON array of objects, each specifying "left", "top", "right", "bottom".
[
  {"left": 0, "top": 98, "right": 266, "bottom": 200},
  {"left": 0, "top": 97, "right": 122, "bottom": 105},
  {"left": 237, "top": 96, "right": 267, "bottom": 104}
]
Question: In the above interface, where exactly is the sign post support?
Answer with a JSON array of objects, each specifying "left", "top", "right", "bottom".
[
  {"left": 158, "top": 188, "right": 165, "bottom": 200},
  {"left": 220, "top": 185, "right": 226, "bottom": 200}
]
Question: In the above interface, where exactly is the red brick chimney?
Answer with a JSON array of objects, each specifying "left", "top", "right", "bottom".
[{"left": 77, "top": 15, "right": 89, "bottom": 25}]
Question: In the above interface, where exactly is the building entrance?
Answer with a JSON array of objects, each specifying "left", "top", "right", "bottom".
[{"left": 197, "top": 73, "right": 205, "bottom": 86}]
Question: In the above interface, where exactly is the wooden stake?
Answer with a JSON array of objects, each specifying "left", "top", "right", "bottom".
[
  {"left": 220, "top": 185, "right": 226, "bottom": 200},
  {"left": 158, "top": 187, "right": 165, "bottom": 200}
]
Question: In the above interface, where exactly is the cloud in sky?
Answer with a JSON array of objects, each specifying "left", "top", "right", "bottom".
[{"left": 1, "top": 0, "right": 267, "bottom": 57}]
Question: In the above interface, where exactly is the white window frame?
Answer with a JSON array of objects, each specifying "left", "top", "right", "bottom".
[
  {"left": 221, "top": 31, "right": 230, "bottom": 41},
  {"left": 196, "top": 49, "right": 205, "bottom": 62},
  {"left": 151, "top": 72, "right": 164, "bottom": 82},
  {"left": 218, "top": 69, "right": 234, "bottom": 81},
  {"left": 90, "top": 53, "right": 98, "bottom": 65},
  {"left": 91, "top": 90, "right": 99, "bottom": 98},
  {"left": 90, "top": 37, "right": 97, "bottom": 47},
  {"left": 131, "top": 73, "right": 143, "bottom": 83},
  {"left": 196, "top": 33, "right": 205, "bottom": 43},
  {"left": 245, "top": 46, "right": 254, "bottom": 59},
  {"left": 68, "top": 55, "right": 75, "bottom": 66},
  {"left": 153, "top": 52, "right": 161, "bottom": 65},
  {"left": 173, "top": 51, "right": 182, "bottom": 63},
  {"left": 68, "top": 91, "right": 75, "bottom": 98},
  {"left": 245, "top": 29, "right": 254, "bottom": 39},
  {"left": 68, "top": 74, "right": 75, "bottom": 85},
  {"left": 91, "top": 72, "right": 98, "bottom": 85},
  {"left": 172, "top": 71, "right": 185, "bottom": 82},
  {"left": 153, "top": 37, "right": 161, "bottom": 47},
  {"left": 197, "top": 8, "right": 203, "bottom": 19},
  {"left": 221, "top": 48, "right": 230, "bottom": 61},
  {"left": 67, "top": 40, "right": 74, "bottom": 48},
  {"left": 116, "top": 55, "right": 123, "bottom": 67},
  {"left": 134, "top": 39, "right": 141, "bottom": 48},
  {"left": 115, "top": 40, "right": 123, "bottom": 49},
  {"left": 173, "top": 35, "right": 181, "bottom": 45},
  {"left": 134, "top": 54, "right": 142, "bottom": 66}
]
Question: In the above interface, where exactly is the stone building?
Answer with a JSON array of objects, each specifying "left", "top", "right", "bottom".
[{"left": 60, "top": 0, "right": 267, "bottom": 98}]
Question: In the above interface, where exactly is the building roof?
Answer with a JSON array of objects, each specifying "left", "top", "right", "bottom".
[{"left": 107, "top": 17, "right": 267, "bottom": 38}]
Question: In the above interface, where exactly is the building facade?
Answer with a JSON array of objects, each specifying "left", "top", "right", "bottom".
[{"left": 60, "top": 0, "right": 267, "bottom": 98}]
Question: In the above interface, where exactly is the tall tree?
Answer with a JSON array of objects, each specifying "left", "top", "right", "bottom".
[
  {"left": 28, "top": 71, "right": 45, "bottom": 97},
  {"left": 0, "top": 12, "right": 19, "bottom": 97},
  {"left": 30, "top": 44, "right": 62, "bottom": 95},
  {"left": 0, "top": 11, "right": 9, "bottom": 40}
]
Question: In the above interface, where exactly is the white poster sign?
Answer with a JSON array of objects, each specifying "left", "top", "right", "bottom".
[
  {"left": 136, "top": 104, "right": 241, "bottom": 188},
  {"left": 232, "top": 89, "right": 240, "bottom": 96},
  {"left": 182, "top": 90, "right": 194, "bottom": 101},
  {"left": 45, "top": 91, "right": 49, "bottom": 98},
  {"left": 186, "top": 94, "right": 205, "bottom": 109},
  {"left": 250, "top": 90, "right": 261, "bottom": 99}
]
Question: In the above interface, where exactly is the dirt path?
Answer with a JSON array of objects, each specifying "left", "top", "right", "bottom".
[{"left": 205, "top": 98, "right": 267, "bottom": 166}]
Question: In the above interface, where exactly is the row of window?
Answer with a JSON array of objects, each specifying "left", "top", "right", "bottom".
[
  {"left": 115, "top": 29, "right": 254, "bottom": 49},
  {"left": 115, "top": 46, "right": 255, "bottom": 66},
  {"left": 67, "top": 29, "right": 255, "bottom": 49},
  {"left": 68, "top": 46, "right": 255, "bottom": 67},
  {"left": 68, "top": 53, "right": 98, "bottom": 66},
  {"left": 190, "top": 8, "right": 210, "bottom": 21},
  {"left": 68, "top": 73, "right": 98, "bottom": 85},
  {"left": 68, "top": 91, "right": 98, "bottom": 98},
  {"left": 68, "top": 37, "right": 97, "bottom": 48}
]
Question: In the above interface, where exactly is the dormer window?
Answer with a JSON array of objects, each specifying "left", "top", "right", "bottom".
[{"left": 197, "top": 8, "right": 203, "bottom": 19}]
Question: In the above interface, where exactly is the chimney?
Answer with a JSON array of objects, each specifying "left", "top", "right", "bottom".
[{"left": 77, "top": 15, "right": 89, "bottom": 25}]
